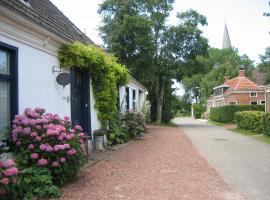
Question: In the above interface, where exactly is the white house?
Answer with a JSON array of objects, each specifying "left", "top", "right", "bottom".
[{"left": 0, "top": 0, "right": 146, "bottom": 141}]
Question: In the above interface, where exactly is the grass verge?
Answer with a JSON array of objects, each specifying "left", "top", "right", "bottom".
[{"left": 208, "top": 120, "right": 270, "bottom": 144}]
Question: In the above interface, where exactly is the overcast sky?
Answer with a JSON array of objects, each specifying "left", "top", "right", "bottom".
[{"left": 50, "top": 0, "right": 269, "bottom": 63}]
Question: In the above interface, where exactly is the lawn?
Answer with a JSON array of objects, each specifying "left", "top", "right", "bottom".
[{"left": 207, "top": 120, "right": 270, "bottom": 144}]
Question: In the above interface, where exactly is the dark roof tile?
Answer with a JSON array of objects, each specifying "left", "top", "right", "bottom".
[{"left": 0, "top": 0, "right": 93, "bottom": 44}]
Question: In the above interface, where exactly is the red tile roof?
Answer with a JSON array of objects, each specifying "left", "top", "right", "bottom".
[{"left": 224, "top": 75, "right": 261, "bottom": 91}]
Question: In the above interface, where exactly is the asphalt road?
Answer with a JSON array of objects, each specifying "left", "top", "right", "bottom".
[{"left": 174, "top": 117, "right": 270, "bottom": 200}]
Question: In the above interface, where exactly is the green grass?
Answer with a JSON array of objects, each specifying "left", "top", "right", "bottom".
[
  {"left": 207, "top": 120, "right": 227, "bottom": 127},
  {"left": 174, "top": 112, "right": 191, "bottom": 118},
  {"left": 230, "top": 128, "right": 270, "bottom": 144},
  {"left": 207, "top": 120, "right": 270, "bottom": 144},
  {"left": 230, "top": 128, "right": 259, "bottom": 136},
  {"left": 252, "top": 134, "right": 270, "bottom": 144}
]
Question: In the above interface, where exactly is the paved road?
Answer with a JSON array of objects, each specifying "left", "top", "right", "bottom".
[
  {"left": 60, "top": 126, "right": 242, "bottom": 200},
  {"left": 174, "top": 117, "right": 270, "bottom": 200}
]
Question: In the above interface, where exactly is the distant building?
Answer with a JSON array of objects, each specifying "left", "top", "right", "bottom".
[
  {"left": 207, "top": 70, "right": 265, "bottom": 110},
  {"left": 222, "top": 24, "right": 232, "bottom": 49}
]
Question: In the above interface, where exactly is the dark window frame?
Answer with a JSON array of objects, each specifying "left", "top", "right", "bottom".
[{"left": 0, "top": 42, "right": 18, "bottom": 130}]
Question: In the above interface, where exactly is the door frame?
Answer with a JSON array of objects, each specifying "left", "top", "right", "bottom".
[{"left": 70, "top": 68, "right": 91, "bottom": 135}]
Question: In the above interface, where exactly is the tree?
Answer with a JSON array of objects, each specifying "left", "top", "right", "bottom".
[
  {"left": 182, "top": 48, "right": 254, "bottom": 103},
  {"left": 258, "top": 47, "right": 270, "bottom": 84},
  {"left": 99, "top": 0, "right": 208, "bottom": 123}
]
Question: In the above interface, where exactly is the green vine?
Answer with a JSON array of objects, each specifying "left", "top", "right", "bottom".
[{"left": 58, "top": 42, "right": 129, "bottom": 126}]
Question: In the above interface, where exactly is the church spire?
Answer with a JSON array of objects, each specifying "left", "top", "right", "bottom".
[{"left": 222, "top": 24, "right": 232, "bottom": 49}]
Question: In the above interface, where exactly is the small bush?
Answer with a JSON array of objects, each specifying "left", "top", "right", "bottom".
[
  {"left": 264, "top": 113, "right": 270, "bottom": 136},
  {"left": 0, "top": 159, "right": 19, "bottom": 199},
  {"left": 107, "top": 117, "right": 129, "bottom": 145},
  {"left": 121, "top": 112, "right": 148, "bottom": 138},
  {"left": 12, "top": 108, "right": 86, "bottom": 186},
  {"left": 193, "top": 104, "right": 205, "bottom": 119},
  {"left": 209, "top": 105, "right": 264, "bottom": 123},
  {"left": 141, "top": 100, "right": 151, "bottom": 124},
  {"left": 234, "top": 111, "right": 265, "bottom": 133}
]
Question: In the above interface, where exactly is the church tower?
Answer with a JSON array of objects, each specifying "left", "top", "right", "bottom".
[{"left": 222, "top": 24, "right": 232, "bottom": 49}]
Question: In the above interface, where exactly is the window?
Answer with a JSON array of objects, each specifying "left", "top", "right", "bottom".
[
  {"left": 260, "top": 100, "right": 265, "bottom": 105},
  {"left": 125, "top": 87, "right": 129, "bottom": 111},
  {"left": 0, "top": 43, "right": 18, "bottom": 140},
  {"left": 132, "top": 89, "right": 136, "bottom": 110},
  {"left": 250, "top": 92, "right": 257, "bottom": 97},
  {"left": 228, "top": 101, "right": 237, "bottom": 105},
  {"left": 250, "top": 101, "right": 258, "bottom": 105}
]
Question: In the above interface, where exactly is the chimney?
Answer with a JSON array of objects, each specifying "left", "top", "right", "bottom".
[
  {"left": 239, "top": 69, "right": 245, "bottom": 77},
  {"left": 224, "top": 76, "right": 230, "bottom": 82}
]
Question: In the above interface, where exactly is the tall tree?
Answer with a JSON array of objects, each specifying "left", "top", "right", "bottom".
[
  {"left": 99, "top": 0, "right": 208, "bottom": 123},
  {"left": 182, "top": 48, "right": 254, "bottom": 103}
]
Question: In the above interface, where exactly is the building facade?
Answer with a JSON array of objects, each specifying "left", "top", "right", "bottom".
[
  {"left": 0, "top": 0, "right": 146, "bottom": 141},
  {"left": 207, "top": 70, "right": 265, "bottom": 110}
]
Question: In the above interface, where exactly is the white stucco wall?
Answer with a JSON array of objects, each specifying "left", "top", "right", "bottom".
[
  {"left": 119, "top": 81, "right": 146, "bottom": 112},
  {"left": 89, "top": 78, "right": 101, "bottom": 136},
  {"left": 0, "top": 34, "right": 71, "bottom": 118}
]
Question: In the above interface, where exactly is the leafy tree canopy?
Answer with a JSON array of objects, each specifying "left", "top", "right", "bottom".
[{"left": 99, "top": 0, "right": 208, "bottom": 123}]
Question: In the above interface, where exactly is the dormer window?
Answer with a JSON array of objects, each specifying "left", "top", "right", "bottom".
[{"left": 213, "top": 85, "right": 229, "bottom": 96}]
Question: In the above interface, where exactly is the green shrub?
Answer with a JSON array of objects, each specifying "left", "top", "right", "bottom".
[
  {"left": 121, "top": 112, "right": 148, "bottom": 138},
  {"left": 264, "top": 113, "right": 270, "bottom": 136},
  {"left": 193, "top": 104, "right": 205, "bottom": 119},
  {"left": 234, "top": 111, "right": 265, "bottom": 133},
  {"left": 141, "top": 100, "right": 151, "bottom": 124},
  {"left": 209, "top": 105, "right": 264, "bottom": 123},
  {"left": 12, "top": 108, "right": 86, "bottom": 187},
  {"left": 107, "top": 117, "right": 129, "bottom": 145}
]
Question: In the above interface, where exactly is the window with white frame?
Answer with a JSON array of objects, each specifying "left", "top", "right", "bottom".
[
  {"left": 250, "top": 92, "right": 257, "bottom": 97},
  {"left": 260, "top": 100, "right": 265, "bottom": 105},
  {"left": 132, "top": 89, "right": 136, "bottom": 110},
  {"left": 0, "top": 43, "right": 18, "bottom": 140},
  {"left": 228, "top": 101, "right": 237, "bottom": 105},
  {"left": 250, "top": 101, "right": 258, "bottom": 105}
]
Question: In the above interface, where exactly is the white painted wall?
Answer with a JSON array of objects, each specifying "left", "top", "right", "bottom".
[
  {"left": 89, "top": 78, "right": 101, "bottom": 136},
  {"left": 119, "top": 81, "right": 146, "bottom": 112},
  {"left": 0, "top": 34, "right": 71, "bottom": 118}
]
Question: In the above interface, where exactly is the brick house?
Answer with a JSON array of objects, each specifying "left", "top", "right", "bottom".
[{"left": 207, "top": 70, "right": 265, "bottom": 110}]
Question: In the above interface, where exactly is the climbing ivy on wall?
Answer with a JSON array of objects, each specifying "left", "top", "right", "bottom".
[{"left": 58, "top": 42, "right": 129, "bottom": 126}]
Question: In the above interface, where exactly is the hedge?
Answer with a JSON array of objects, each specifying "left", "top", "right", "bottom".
[
  {"left": 209, "top": 105, "right": 265, "bottom": 123},
  {"left": 193, "top": 104, "right": 205, "bottom": 119},
  {"left": 234, "top": 111, "right": 265, "bottom": 133},
  {"left": 264, "top": 113, "right": 270, "bottom": 136}
]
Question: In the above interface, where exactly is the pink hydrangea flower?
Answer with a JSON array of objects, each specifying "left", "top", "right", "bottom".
[
  {"left": 78, "top": 132, "right": 85, "bottom": 137},
  {"left": 45, "top": 145, "right": 54, "bottom": 152},
  {"left": 12, "top": 177, "right": 17, "bottom": 184},
  {"left": 1, "top": 178, "right": 9, "bottom": 185},
  {"left": 16, "top": 141, "right": 22, "bottom": 146},
  {"left": 35, "top": 136, "right": 42, "bottom": 142},
  {"left": 57, "top": 136, "right": 63, "bottom": 141},
  {"left": 63, "top": 143, "right": 70, "bottom": 149},
  {"left": 3, "top": 159, "right": 15, "bottom": 168},
  {"left": 37, "top": 159, "right": 48, "bottom": 166},
  {"left": 28, "top": 144, "right": 35, "bottom": 150},
  {"left": 23, "top": 127, "right": 31, "bottom": 134},
  {"left": 52, "top": 161, "right": 59, "bottom": 168},
  {"left": 75, "top": 125, "right": 83, "bottom": 131},
  {"left": 34, "top": 107, "right": 45, "bottom": 113},
  {"left": 3, "top": 167, "right": 19, "bottom": 176},
  {"left": 64, "top": 116, "right": 70, "bottom": 121},
  {"left": 30, "top": 132, "right": 38, "bottom": 137},
  {"left": 31, "top": 153, "right": 39, "bottom": 159},
  {"left": 60, "top": 157, "right": 66, "bottom": 163},
  {"left": 67, "top": 149, "right": 76, "bottom": 155},
  {"left": 78, "top": 139, "right": 84, "bottom": 144}
]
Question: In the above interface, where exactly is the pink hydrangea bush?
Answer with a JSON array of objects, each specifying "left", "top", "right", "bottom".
[
  {"left": 0, "top": 159, "right": 19, "bottom": 195},
  {"left": 12, "top": 108, "right": 86, "bottom": 186}
]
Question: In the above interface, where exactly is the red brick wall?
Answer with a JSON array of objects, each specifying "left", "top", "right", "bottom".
[{"left": 225, "top": 92, "right": 265, "bottom": 105}]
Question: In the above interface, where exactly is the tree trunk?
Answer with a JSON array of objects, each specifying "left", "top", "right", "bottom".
[{"left": 156, "top": 76, "right": 165, "bottom": 123}]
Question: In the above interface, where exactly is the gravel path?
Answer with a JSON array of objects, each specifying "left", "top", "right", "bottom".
[{"left": 60, "top": 126, "right": 244, "bottom": 200}]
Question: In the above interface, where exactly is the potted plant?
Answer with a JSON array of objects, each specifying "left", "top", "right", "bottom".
[{"left": 93, "top": 129, "right": 106, "bottom": 151}]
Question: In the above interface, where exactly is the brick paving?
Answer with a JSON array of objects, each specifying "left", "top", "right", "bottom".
[{"left": 60, "top": 126, "right": 245, "bottom": 200}]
